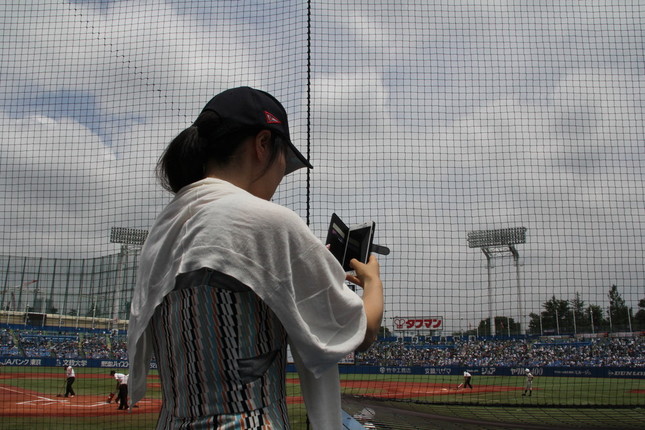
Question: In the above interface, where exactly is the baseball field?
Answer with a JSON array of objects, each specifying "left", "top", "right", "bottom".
[{"left": 1, "top": 366, "right": 643, "bottom": 429}]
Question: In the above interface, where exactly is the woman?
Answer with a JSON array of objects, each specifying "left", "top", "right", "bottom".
[{"left": 128, "top": 87, "right": 383, "bottom": 429}]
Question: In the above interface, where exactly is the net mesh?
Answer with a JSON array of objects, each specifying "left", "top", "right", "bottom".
[{"left": 1, "top": 1, "right": 644, "bottom": 428}]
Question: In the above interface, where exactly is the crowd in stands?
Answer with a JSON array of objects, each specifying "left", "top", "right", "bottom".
[
  {"left": 19, "top": 333, "right": 58, "bottom": 357},
  {"left": 355, "top": 336, "right": 645, "bottom": 368},
  {"left": 1, "top": 328, "right": 644, "bottom": 368},
  {"left": 110, "top": 334, "right": 128, "bottom": 360},
  {"left": 0, "top": 328, "right": 129, "bottom": 360},
  {"left": 0, "top": 329, "right": 21, "bottom": 357},
  {"left": 82, "top": 333, "right": 110, "bottom": 359}
]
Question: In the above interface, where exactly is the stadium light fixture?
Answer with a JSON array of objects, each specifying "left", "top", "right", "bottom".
[
  {"left": 110, "top": 227, "right": 148, "bottom": 328},
  {"left": 467, "top": 227, "right": 527, "bottom": 337},
  {"left": 110, "top": 227, "right": 148, "bottom": 246},
  {"left": 467, "top": 227, "right": 526, "bottom": 249}
]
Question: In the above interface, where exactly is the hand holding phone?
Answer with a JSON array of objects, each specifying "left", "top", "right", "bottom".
[
  {"left": 345, "top": 254, "right": 380, "bottom": 287},
  {"left": 325, "top": 213, "right": 376, "bottom": 271}
]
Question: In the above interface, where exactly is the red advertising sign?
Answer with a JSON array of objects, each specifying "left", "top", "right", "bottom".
[{"left": 393, "top": 317, "right": 443, "bottom": 331}]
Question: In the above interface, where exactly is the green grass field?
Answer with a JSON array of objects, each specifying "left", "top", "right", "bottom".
[
  {"left": 1, "top": 367, "right": 643, "bottom": 429},
  {"left": 339, "top": 372, "right": 645, "bottom": 407}
]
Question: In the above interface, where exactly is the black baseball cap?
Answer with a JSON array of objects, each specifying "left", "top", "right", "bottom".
[{"left": 201, "top": 86, "right": 313, "bottom": 175}]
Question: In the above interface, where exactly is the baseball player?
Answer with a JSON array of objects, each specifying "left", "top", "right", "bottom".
[
  {"left": 457, "top": 371, "right": 473, "bottom": 389},
  {"left": 522, "top": 368, "right": 534, "bottom": 396},
  {"left": 64, "top": 365, "right": 76, "bottom": 398},
  {"left": 110, "top": 370, "right": 129, "bottom": 410}
]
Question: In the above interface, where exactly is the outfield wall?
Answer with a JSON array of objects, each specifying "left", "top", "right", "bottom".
[
  {"left": 2, "top": 356, "right": 643, "bottom": 380},
  {"left": 345, "top": 365, "right": 645, "bottom": 380}
]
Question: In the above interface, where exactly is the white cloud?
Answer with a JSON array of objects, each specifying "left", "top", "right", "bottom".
[{"left": 1, "top": 0, "right": 643, "bottom": 330}]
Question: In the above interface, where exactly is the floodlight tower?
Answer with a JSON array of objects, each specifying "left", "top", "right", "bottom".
[
  {"left": 467, "top": 227, "right": 526, "bottom": 336},
  {"left": 110, "top": 227, "right": 148, "bottom": 327}
]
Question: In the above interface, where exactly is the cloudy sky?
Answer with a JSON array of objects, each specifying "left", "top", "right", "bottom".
[{"left": 1, "top": 0, "right": 643, "bottom": 332}]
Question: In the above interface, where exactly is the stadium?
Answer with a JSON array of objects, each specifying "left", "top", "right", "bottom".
[{"left": 1, "top": 1, "right": 644, "bottom": 429}]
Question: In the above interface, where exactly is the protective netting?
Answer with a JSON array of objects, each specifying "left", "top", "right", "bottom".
[{"left": 1, "top": 1, "right": 644, "bottom": 429}]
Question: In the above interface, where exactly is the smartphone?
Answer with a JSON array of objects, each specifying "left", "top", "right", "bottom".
[
  {"left": 326, "top": 213, "right": 375, "bottom": 271},
  {"left": 342, "top": 221, "right": 375, "bottom": 271},
  {"left": 326, "top": 213, "right": 348, "bottom": 267}
]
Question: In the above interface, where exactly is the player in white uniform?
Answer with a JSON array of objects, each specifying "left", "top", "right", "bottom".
[
  {"left": 522, "top": 368, "right": 534, "bottom": 396},
  {"left": 110, "top": 371, "right": 129, "bottom": 409},
  {"left": 64, "top": 365, "right": 75, "bottom": 398},
  {"left": 458, "top": 371, "right": 473, "bottom": 389}
]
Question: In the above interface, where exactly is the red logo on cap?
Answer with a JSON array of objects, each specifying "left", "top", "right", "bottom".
[{"left": 264, "top": 111, "right": 282, "bottom": 124}]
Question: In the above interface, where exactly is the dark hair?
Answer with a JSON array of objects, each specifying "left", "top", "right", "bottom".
[{"left": 156, "top": 110, "right": 286, "bottom": 193}]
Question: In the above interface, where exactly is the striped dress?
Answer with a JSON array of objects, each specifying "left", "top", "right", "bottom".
[{"left": 150, "top": 268, "right": 289, "bottom": 429}]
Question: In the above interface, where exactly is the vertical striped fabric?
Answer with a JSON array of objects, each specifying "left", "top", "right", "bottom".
[{"left": 150, "top": 273, "right": 290, "bottom": 429}]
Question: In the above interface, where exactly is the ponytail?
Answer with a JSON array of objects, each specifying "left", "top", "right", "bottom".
[
  {"left": 156, "top": 111, "right": 276, "bottom": 194},
  {"left": 156, "top": 125, "right": 205, "bottom": 194}
]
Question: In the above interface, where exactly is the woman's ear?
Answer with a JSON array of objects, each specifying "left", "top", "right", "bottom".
[{"left": 253, "top": 130, "right": 273, "bottom": 162}]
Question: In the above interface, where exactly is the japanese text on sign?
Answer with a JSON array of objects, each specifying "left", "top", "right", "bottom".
[{"left": 393, "top": 316, "right": 443, "bottom": 331}]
